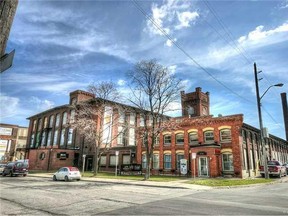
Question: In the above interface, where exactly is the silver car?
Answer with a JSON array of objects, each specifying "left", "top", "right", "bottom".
[{"left": 53, "top": 166, "right": 81, "bottom": 181}]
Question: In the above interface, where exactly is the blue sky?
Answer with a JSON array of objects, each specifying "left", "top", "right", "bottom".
[{"left": 1, "top": 0, "right": 288, "bottom": 139}]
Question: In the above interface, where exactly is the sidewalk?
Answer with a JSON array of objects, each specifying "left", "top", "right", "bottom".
[
  {"left": 28, "top": 173, "right": 212, "bottom": 190},
  {"left": 28, "top": 173, "right": 288, "bottom": 190}
]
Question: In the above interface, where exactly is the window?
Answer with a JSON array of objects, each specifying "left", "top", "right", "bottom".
[
  {"left": 129, "top": 128, "right": 135, "bottom": 146},
  {"left": 130, "top": 113, "right": 135, "bottom": 125},
  {"left": 220, "top": 129, "right": 231, "bottom": 142},
  {"left": 140, "top": 115, "right": 144, "bottom": 127},
  {"left": 44, "top": 117, "right": 48, "bottom": 128},
  {"left": 164, "top": 154, "right": 171, "bottom": 169},
  {"left": 109, "top": 155, "right": 116, "bottom": 166},
  {"left": 122, "top": 155, "right": 130, "bottom": 165},
  {"left": 176, "top": 133, "right": 184, "bottom": 144},
  {"left": 154, "top": 136, "right": 159, "bottom": 146},
  {"left": 47, "top": 131, "right": 52, "bottom": 146},
  {"left": 118, "top": 110, "right": 125, "bottom": 123},
  {"left": 70, "top": 110, "right": 75, "bottom": 123},
  {"left": 33, "top": 120, "right": 37, "bottom": 131},
  {"left": 49, "top": 115, "right": 54, "bottom": 128},
  {"left": 164, "top": 134, "right": 171, "bottom": 145},
  {"left": 142, "top": 133, "right": 148, "bottom": 146},
  {"left": 204, "top": 130, "right": 214, "bottom": 143},
  {"left": 176, "top": 154, "right": 184, "bottom": 170},
  {"left": 55, "top": 114, "right": 60, "bottom": 127},
  {"left": 142, "top": 154, "right": 147, "bottom": 169},
  {"left": 36, "top": 132, "right": 41, "bottom": 147},
  {"left": 100, "top": 155, "right": 106, "bottom": 166},
  {"left": 60, "top": 129, "right": 65, "bottom": 146},
  {"left": 189, "top": 132, "right": 198, "bottom": 143},
  {"left": 62, "top": 112, "right": 67, "bottom": 125},
  {"left": 153, "top": 154, "right": 159, "bottom": 169},
  {"left": 37, "top": 119, "right": 42, "bottom": 131},
  {"left": 30, "top": 133, "right": 35, "bottom": 147},
  {"left": 53, "top": 130, "right": 59, "bottom": 146},
  {"left": 117, "top": 126, "right": 125, "bottom": 145},
  {"left": 41, "top": 131, "right": 46, "bottom": 146},
  {"left": 222, "top": 153, "right": 234, "bottom": 171},
  {"left": 67, "top": 128, "right": 73, "bottom": 145}
]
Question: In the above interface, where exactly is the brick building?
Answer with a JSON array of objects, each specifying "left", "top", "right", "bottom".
[
  {"left": 0, "top": 123, "right": 28, "bottom": 163},
  {"left": 25, "top": 88, "right": 288, "bottom": 178}
]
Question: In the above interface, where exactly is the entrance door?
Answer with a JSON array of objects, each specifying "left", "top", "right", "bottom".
[{"left": 198, "top": 157, "right": 209, "bottom": 177}]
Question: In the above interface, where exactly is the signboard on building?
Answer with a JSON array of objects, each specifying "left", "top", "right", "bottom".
[
  {"left": 180, "top": 159, "right": 187, "bottom": 175},
  {"left": 0, "top": 127, "right": 13, "bottom": 135}
]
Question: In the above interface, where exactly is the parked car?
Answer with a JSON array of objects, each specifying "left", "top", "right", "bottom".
[
  {"left": 260, "top": 160, "right": 287, "bottom": 178},
  {"left": 53, "top": 167, "right": 81, "bottom": 181},
  {"left": 2, "top": 161, "right": 29, "bottom": 177},
  {"left": 283, "top": 163, "right": 288, "bottom": 175},
  {"left": 0, "top": 164, "right": 6, "bottom": 174}
]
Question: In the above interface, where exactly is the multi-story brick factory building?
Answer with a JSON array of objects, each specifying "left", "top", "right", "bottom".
[
  {"left": 0, "top": 123, "right": 28, "bottom": 163},
  {"left": 25, "top": 88, "right": 288, "bottom": 178}
]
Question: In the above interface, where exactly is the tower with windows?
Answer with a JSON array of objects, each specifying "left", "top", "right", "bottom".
[{"left": 181, "top": 87, "right": 210, "bottom": 117}]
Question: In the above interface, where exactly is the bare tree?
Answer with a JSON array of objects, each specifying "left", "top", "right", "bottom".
[
  {"left": 127, "top": 59, "right": 183, "bottom": 180},
  {"left": 71, "top": 82, "right": 127, "bottom": 176},
  {"left": 87, "top": 81, "right": 121, "bottom": 101}
]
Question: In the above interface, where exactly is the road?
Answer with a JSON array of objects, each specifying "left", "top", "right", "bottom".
[{"left": 0, "top": 176, "right": 287, "bottom": 215}]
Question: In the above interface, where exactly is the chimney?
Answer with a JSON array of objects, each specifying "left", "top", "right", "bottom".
[{"left": 281, "top": 92, "right": 288, "bottom": 141}]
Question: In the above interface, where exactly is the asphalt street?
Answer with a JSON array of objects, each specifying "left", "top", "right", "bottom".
[{"left": 0, "top": 175, "right": 287, "bottom": 215}]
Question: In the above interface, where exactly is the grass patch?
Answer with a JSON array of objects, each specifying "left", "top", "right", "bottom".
[
  {"left": 82, "top": 172, "right": 186, "bottom": 182},
  {"left": 186, "top": 178, "right": 274, "bottom": 187}
]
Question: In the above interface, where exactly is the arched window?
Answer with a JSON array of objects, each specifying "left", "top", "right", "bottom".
[
  {"left": 49, "top": 115, "right": 54, "bottom": 128},
  {"left": 60, "top": 128, "right": 66, "bottom": 146},
  {"left": 62, "top": 112, "right": 67, "bottom": 125},
  {"left": 164, "top": 154, "right": 171, "bottom": 169},
  {"left": 153, "top": 154, "right": 159, "bottom": 169},
  {"left": 176, "top": 133, "right": 184, "bottom": 144},
  {"left": 163, "top": 134, "right": 171, "bottom": 145},
  {"left": 204, "top": 130, "right": 214, "bottom": 143},
  {"left": 55, "top": 114, "right": 60, "bottom": 127},
  {"left": 44, "top": 117, "right": 48, "bottom": 128},
  {"left": 220, "top": 129, "right": 231, "bottom": 142},
  {"left": 188, "top": 132, "right": 198, "bottom": 143},
  {"left": 142, "top": 154, "right": 147, "bottom": 169},
  {"left": 222, "top": 153, "right": 234, "bottom": 171},
  {"left": 70, "top": 110, "right": 75, "bottom": 123}
]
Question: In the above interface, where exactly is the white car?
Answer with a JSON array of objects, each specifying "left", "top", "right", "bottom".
[{"left": 53, "top": 167, "right": 81, "bottom": 181}]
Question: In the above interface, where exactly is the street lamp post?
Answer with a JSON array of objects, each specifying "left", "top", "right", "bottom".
[{"left": 254, "top": 62, "right": 284, "bottom": 179}]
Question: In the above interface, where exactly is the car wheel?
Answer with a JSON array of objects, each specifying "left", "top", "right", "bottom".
[
  {"left": 76, "top": 179, "right": 80, "bottom": 181},
  {"left": 261, "top": 174, "right": 265, "bottom": 178},
  {"left": 23, "top": 174, "right": 27, "bottom": 177},
  {"left": 53, "top": 175, "right": 57, "bottom": 181},
  {"left": 2, "top": 173, "right": 6, "bottom": 177},
  {"left": 64, "top": 176, "right": 69, "bottom": 182}
]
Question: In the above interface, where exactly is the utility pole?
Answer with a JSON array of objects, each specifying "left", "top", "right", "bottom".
[{"left": 254, "top": 63, "right": 269, "bottom": 179}]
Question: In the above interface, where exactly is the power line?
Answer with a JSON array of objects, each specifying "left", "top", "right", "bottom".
[
  {"left": 133, "top": 0, "right": 253, "bottom": 104},
  {"left": 202, "top": 0, "right": 253, "bottom": 65},
  {"left": 132, "top": 0, "right": 284, "bottom": 130}
]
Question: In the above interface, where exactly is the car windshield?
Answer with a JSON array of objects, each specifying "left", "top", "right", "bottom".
[{"left": 267, "top": 161, "right": 280, "bottom": 165}]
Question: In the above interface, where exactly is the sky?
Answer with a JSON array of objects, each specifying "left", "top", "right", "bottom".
[{"left": 1, "top": 0, "right": 288, "bottom": 139}]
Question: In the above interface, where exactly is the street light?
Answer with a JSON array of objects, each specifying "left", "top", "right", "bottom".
[
  {"left": 254, "top": 63, "right": 284, "bottom": 179},
  {"left": 115, "top": 151, "right": 119, "bottom": 176}
]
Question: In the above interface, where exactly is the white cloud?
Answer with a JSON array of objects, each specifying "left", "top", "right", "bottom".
[
  {"left": 117, "top": 79, "right": 126, "bottom": 86},
  {"left": 237, "top": 22, "right": 288, "bottom": 45},
  {"left": 175, "top": 11, "right": 199, "bottom": 30},
  {"left": 28, "top": 96, "right": 55, "bottom": 112},
  {"left": 145, "top": 0, "right": 199, "bottom": 41},
  {"left": 0, "top": 94, "right": 20, "bottom": 118},
  {"left": 165, "top": 38, "right": 177, "bottom": 47},
  {"left": 168, "top": 65, "right": 177, "bottom": 74}
]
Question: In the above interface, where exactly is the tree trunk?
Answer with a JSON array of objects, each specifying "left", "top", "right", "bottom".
[
  {"left": 93, "top": 146, "right": 99, "bottom": 176},
  {"left": 145, "top": 150, "right": 151, "bottom": 180}
]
